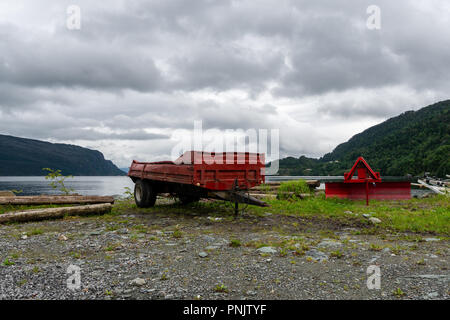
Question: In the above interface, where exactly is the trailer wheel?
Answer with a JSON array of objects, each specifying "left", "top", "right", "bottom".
[
  {"left": 178, "top": 195, "right": 200, "bottom": 205},
  {"left": 134, "top": 180, "right": 156, "bottom": 208}
]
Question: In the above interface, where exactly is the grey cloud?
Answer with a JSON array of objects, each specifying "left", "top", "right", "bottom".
[{"left": 0, "top": 0, "right": 449, "bottom": 166}]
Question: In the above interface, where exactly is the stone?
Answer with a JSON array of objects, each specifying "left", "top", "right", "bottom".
[
  {"left": 424, "top": 238, "right": 440, "bottom": 242},
  {"left": 256, "top": 247, "right": 277, "bottom": 254},
  {"left": 344, "top": 211, "right": 353, "bottom": 215},
  {"left": 382, "top": 247, "right": 391, "bottom": 253},
  {"left": 130, "top": 278, "right": 146, "bottom": 286},
  {"left": 20, "top": 235, "right": 28, "bottom": 240},
  {"left": 362, "top": 214, "right": 372, "bottom": 219},
  {"left": 198, "top": 251, "right": 208, "bottom": 258},
  {"left": 305, "top": 249, "right": 328, "bottom": 262},
  {"left": 369, "top": 217, "right": 382, "bottom": 224},
  {"left": 58, "top": 234, "right": 68, "bottom": 241},
  {"left": 317, "top": 240, "right": 342, "bottom": 248},
  {"left": 205, "top": 246, "right": 219, "bottom": 250},
  {"left": 424, "top": 292, "right": 439, "bottom": 299},
  {"left": 202, "top": 235, "right": 216, "bottom": 242}
]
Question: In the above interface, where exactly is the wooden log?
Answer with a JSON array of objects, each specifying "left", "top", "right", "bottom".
[
  {"left": 0, "top": 195, "right": 115, "bottom": 205},
  {"left": 0, "top": 203, "right": 112, "bottom": 224},
  {"left": 0, "top": 191, "right": 15, "bottom": 197},
  {"left": 417, "top": 179, "right": 445, "bottom": 195},
  {"left": 249, "top": 193, "right": 277, "bottom": 199}
]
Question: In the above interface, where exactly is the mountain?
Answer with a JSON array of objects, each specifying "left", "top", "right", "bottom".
[
  {"left": 273, "top": 100, "right": 450, "bottom": 177},
  {"left": 0, "top": 134, "right": 125, "bottom": 176}
]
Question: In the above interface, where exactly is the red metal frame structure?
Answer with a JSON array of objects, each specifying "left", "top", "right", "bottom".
[{"left": 325, "top": 157, "right": 411, "bottom": 205}]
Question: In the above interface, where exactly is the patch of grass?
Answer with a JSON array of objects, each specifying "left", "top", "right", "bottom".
[
  {"left": 229, "top": 239, "right": 242, "bottom": 248},
  {"left": 248, "top": 194, "right": 450, "bottom": 235},
  {"left": 172, "top": 229, "right": 183, "bottom": 239},
  {"left": 277, "top": 180, "right": 311, "bottom": 199},
  {"left": 18, "top": 279, "right": 27, "bottom": 286},
  {"left": 2, "top": 258, "right": 15, "bottom": 266},
  {"left": 160, "top": 271, "right": 169, "bottom": 281},
  {"left": 369, "top": 244, "right": 383, "bottom": 251},
  {"left": 105, "top": 289, "right": 113, "bottom": 296},
  {"left": 279, "top": 248, "right": 288, "bottom": 257},
  {"left": 69, "top": 251, "right": 82, "bottom": 259},
  {"left": 104, "top": 242, "right": 122, "bottom": 252},
  {"left": 416, "top": 258, "right": 426, "bottom": 265},
  {"left": 10, "top": 251, "right": 20, "bottom": 259},
  {"left": 26, "top": 228, "right": 44, "bottom": 236},
  {"left": 214, "top": 284, "right": 228, "bottom": 293},
  {"left": 393, "top": 288, "right": 406, "bottom": 298},
  {"left": 330, "top": 250, "right": 343, "bottom": 258}
]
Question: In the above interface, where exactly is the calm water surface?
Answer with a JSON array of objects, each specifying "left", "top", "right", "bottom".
[{"left": 0, "top": 176, "right": 135, "bottom": 196}]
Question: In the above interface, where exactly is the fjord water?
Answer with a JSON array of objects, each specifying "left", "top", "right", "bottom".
[{"left": 0, "top": 176, "right": 135, "bottom": 196}]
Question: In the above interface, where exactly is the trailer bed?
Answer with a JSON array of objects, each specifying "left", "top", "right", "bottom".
[{"left": 128, "top": 151, "right": 265, "bottom": 191}]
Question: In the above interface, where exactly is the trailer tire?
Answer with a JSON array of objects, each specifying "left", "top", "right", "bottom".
[
  {"left": 134, "top": 180, "right": 156, "bottom": 208},
  {"left": 178, "top": 195, "right": 200, "bottom": 205}
]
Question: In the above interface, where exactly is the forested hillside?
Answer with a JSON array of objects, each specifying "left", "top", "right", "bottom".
[
  {"left": 0, "top": 134, "right": 125, "bottom": 176},
  {"left": 274, "top": 100, "right": 450, "bottom": 177}
]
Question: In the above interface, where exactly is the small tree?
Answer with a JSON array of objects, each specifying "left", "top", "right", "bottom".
[{"left": 42, "top": 168, "right": 75, "bottom": 195}]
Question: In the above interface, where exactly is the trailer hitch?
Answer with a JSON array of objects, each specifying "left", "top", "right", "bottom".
[{"left": 208, "top": 179, "right": 269, "bottom": 216}]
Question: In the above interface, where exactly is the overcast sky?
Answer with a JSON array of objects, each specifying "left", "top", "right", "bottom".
[{"left": 1, "top": 0, "right": 449, "bottom": 167}]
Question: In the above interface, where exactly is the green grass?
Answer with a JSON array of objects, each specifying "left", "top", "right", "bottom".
[
  {"left": 277, "top": 179, "right": 311, "bottom": 199},
  {"left": 249, "top": 194, "right": 450, "bottom": 235},
  {"left": 2, "top": 258, "right": 15, "bottom": 266},
  {"left": 116, "top": 193, "right": 449, "bottom": 235},
  {"left": 229, "top": 239, "right": 242, "bottom": 248},
  {"left": 2, "top": 192, "right": 448, "bottom": 236}
]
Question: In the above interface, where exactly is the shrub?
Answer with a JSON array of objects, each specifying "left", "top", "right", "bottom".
[{"left": 277, "top": 179, "right": 311, "bottom": 199}]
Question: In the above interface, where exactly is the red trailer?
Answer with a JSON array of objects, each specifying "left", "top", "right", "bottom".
[
  {"left": 325, "top": 157, "right": 411, "bottom": 205},
  {"left": 128, "top": 151, "right": 268, "bottom": 213}
]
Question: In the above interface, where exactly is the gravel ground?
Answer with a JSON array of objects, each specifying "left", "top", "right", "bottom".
[{"left": 0, "top": 201, "right": 448, "bottom": 300}]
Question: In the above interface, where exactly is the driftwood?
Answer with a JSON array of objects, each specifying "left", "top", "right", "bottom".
[
  {"left": 417, "top": 179, "right": 445, "bottom": 195},
  {"left": 0, "top": 203, "right": 112, "bottom": 224},
  {"left": 0, "top": 195, "right": 114, "bottom": 205},
  {"left": 0, "top": 191, "right": 15, "bottom": 197}
]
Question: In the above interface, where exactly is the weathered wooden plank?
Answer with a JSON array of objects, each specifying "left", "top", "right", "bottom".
[
  {"left": 0, "top": 203, "right": 112, "bottom": 224},
  {"left": 0, "top": 191, "right": 15, "bottom": 197},
  {"left": 0, "top": 195, "right": 115, "bottom": 205}
]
